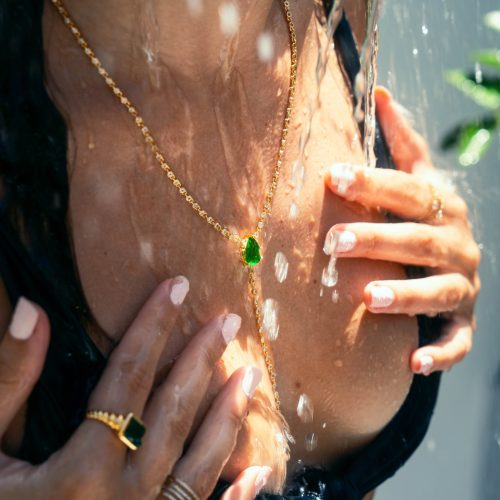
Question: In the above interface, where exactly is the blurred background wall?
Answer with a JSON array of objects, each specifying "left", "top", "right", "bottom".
[{"left": 375, "top": 1, "right": 500, "bottom": 499}]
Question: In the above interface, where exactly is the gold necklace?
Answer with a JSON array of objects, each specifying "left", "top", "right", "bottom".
[{"left": 51, "top": 0, "right": 297, "bottom": 411}]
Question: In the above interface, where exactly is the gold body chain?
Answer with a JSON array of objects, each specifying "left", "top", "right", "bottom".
[{"left": 51, "top": 0, "right": 298, "bottom": 410}]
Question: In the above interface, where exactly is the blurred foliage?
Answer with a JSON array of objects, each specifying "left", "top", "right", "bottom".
[{"left": 441, "top": 10, "right": 500, "bottom": 167}]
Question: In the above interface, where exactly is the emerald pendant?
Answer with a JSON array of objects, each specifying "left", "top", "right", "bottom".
[{"left": 243, "top": 236, "right": 261, "bottom": 266}]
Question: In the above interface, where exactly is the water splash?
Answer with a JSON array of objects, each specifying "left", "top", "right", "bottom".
[
  {"left": 262, "top": 298, "right": 280, "bottom": 341},
  {"left": 297, "top": 393, "right": 314, "bottom": 424},
  {"left": 274, "top": 251, "right": 289, "bottom": 283}
]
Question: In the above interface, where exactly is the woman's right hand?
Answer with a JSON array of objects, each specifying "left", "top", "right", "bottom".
[{"left": 0, "top": 278, "right": 271, "bottom": 499}]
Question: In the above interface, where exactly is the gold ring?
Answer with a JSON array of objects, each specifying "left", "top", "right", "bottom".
[
  {"left": 85, "top": 410, "right": 146, "bottom": 450},
  {"left": 423, "top": 183, "right": 444, "bottom": 222},
  {"left": 161, "top": 475, "right": 200, "bottom": 500}
]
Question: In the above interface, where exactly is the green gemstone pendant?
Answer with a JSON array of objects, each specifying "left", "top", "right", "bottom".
[{"left": 243, "top": 236, "right": 262, "bottom": 266}]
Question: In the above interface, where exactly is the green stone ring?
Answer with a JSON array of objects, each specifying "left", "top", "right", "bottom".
[{"left": 86, "top": 410, "right": 146, "bottom": 451}]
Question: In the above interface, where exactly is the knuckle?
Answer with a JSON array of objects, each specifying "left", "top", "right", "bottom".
[
  {"left": 114, "top": 354, "right": 152, "bottom": 396},
  {"left": 198, "top": 343, "right": 221, "bottom": 373},
  {"left": 365, "top": 231, "right": 380, "bottom": 253},
  {"left": 418, "top": 231, "right": 440, "bottom": 266},
  {"left": 467, "top": 242, "right": 482, "bottom": 270},
  {"left": 444, "top": 287, "right": 461, "bottom": 310},
  {"left": 454, "top": 197, "right": 469, "bottom": 219}
]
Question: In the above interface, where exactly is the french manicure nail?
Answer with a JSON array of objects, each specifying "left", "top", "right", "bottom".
[
  {"left": 369, "top": 285, "right": 395, "bottom": 308},
  {"left": 9, "top": 297, "right": 39, "bottom": 340},
  {"left": 329, "top": 163, "right": 356, "bottom": 194},
  {"left": 221, "top": 314, "right": 242, "bottom": 344},
  {"left": 170, "top": 276, "right": 189, "bottom": 305},
  {"left": 254, "top": 466, "right": 272, "bottom": 496},
  {"left": 419, "top": 355, "right": 434, "bottom": 375},
  {"left": 242, "top": 366, "right": 262, "bottom": 398},
  {"left": 335, "top": 231, "right": 357, "bottom": 253}
]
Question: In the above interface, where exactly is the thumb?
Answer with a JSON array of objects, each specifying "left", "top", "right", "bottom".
[
  {"left": 221, "top": 466, "right": 272, "bottom": 500},
  {"left": 0, "top": 298, "right": 50, "bottom": 440},
  {"left": 375, "top": 85, "right": 432, "bottom": 173}
]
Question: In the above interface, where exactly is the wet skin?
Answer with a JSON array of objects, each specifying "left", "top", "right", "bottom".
[{"left": 21, "top": 0, "right": 417, "bottom": 490}]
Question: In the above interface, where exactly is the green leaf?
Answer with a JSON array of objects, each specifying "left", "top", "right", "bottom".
[
  {"left": 445, "top": 69, "right": 500, "bottom": 109},
  {"left": 441, "top": 116, "right": 497, "bottom": 150},
  {"left": 457, "top": 123, "right": 495, "bottom": 166},
  {"left": 485, "top": 11, "right": 500, "bottom": 33},
  {"left": 471, "top": 50, "right": 500, "bottom": 70}
]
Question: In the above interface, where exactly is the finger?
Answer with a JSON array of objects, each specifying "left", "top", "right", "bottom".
[
  {"left": 410, "top": 317, "right": 474, "bottom": 375},
  {"left": 171, "top": 366, "right": 262, "bottom": 500},
  {"left": 363, "top": 274, "right": 476, "bottom": 316},
  {"left": 133, "top": 313, "right": 242, "bottom": 484},
  {"left": 324, "top": 223, "right": 478, "bottom": 274},
  {"left": 374, "top": 86, "right": 431, "bottom": 173},
  {"left": 79, "top": 277, "right": 189, "bottom": 452},
  {"left": 221, "top": 465, "right": 273, "bottom": 500},
  {"left": 325, "top": 162, "right": 466, "bottom": 222},
  {"left": 0, "top": 298, "right": 49, "bottom": 438}
]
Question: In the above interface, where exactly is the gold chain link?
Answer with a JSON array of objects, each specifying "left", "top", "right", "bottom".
[{"left": 51, "top": 0, "right": 297, "bottom": 410}]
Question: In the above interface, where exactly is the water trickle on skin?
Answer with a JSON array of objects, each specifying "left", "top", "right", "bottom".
[
  {"left": 274, "top": 252, "right": 289, "bottom": 283},
  {"left": 297, "top": 394, "right": 314, "bottom": 424},
  {"left": 262, "top": 298, "right": 280, "bottom": 341},
  {"left": 321, "top": 254, "right": 338, "bottom": 288},
  {"left": 290, "top": 160, "right": 306, "bottom": 197},
  {"left": 332, "top": 289, "right": 339, "bottom": 303},
  {"left": 305, "top": 432, "right": 318, "bottom": 452},
  {"left": 289, "top": 201, "right": 299, "bottom": 219}
]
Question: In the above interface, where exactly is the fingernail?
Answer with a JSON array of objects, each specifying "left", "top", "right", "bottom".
[
  {"left": 419, "top": 355, "right": 434, "bottom": 375},
  {"left": 170, "top": 276, "right": 189, "bottom": 305},
  {"left": 242, "top": 366, "right": 262, "bottom": 398},
  {"left": 254, "top": 466, "right": 272, "bottom": 496},
  {"left": 221, "top": 313, "right": 242, "bottom": 344},
  {"left": 369, "top": 285, "right": 395, "bottom": 308},
  {"left": 9, "top": 297, "right": 39, "bottom": 340},
  {"left": 335, "top": 231, "right": 357, "bottom": 253},
  {"left": 329, "top": 163, "right": 356, "bottom": 194}
]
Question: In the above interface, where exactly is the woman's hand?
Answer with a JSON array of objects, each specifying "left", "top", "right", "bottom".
[
  {"left": 0, "top": 279, "right": 271, "bottom": 499},
  {"left": 323, "top": 86, "right": 481, "bottom": 376}
]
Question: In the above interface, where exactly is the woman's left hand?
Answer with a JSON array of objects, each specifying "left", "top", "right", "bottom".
[{"left": 324, "top": 86, "right": 481, "bottom": 377}]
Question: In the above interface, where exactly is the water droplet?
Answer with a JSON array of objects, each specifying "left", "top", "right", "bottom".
[
  {"left": 334, "top": 359, "right": 343, "bottom": 368},
  {"left": 262, "top": 298, "right": 280, "bottom": 341},
  {"left": 186, "top": 0, "right": 203, "bottom": 16},
  {"left": 421, "top": 24, "right": 429, "bottom": 35},
  {"left": 257, "top": 32, "right": 274, "bottom": 62},
  {"left": 323, "top": 229, "right": 338, "bottom": 255},
  {"left": 319, "top": 287, "right": 324, "bottom": 298},
  {"left": 331, "top": 290, "right": 339, "bottom": 303},
  {"left": 321, "top": 254, "right": 338, "bottom": 288},
  {"left": 289, "top": 202, "right": 299, "bottom": 219},
  {"left": 321, "top": 422, "right": 327, "bottom": 429},
  {"left": 426, "top": 439, "right": 436, "bottom": 453},
  {"left": 305, "top": 432, "right": 318, "bottom": 452},
  {"left": 274, "top": 252, "right": 289, "bottom": 283},
  {"left": 412, "top": 48, "right": 419, "bottom": 56},
  {"left": 219, "top": 2, "right": 239, "bottom": 36},
  {"left": 297, "top": 394, "right": 314, "bottom": 423}
]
